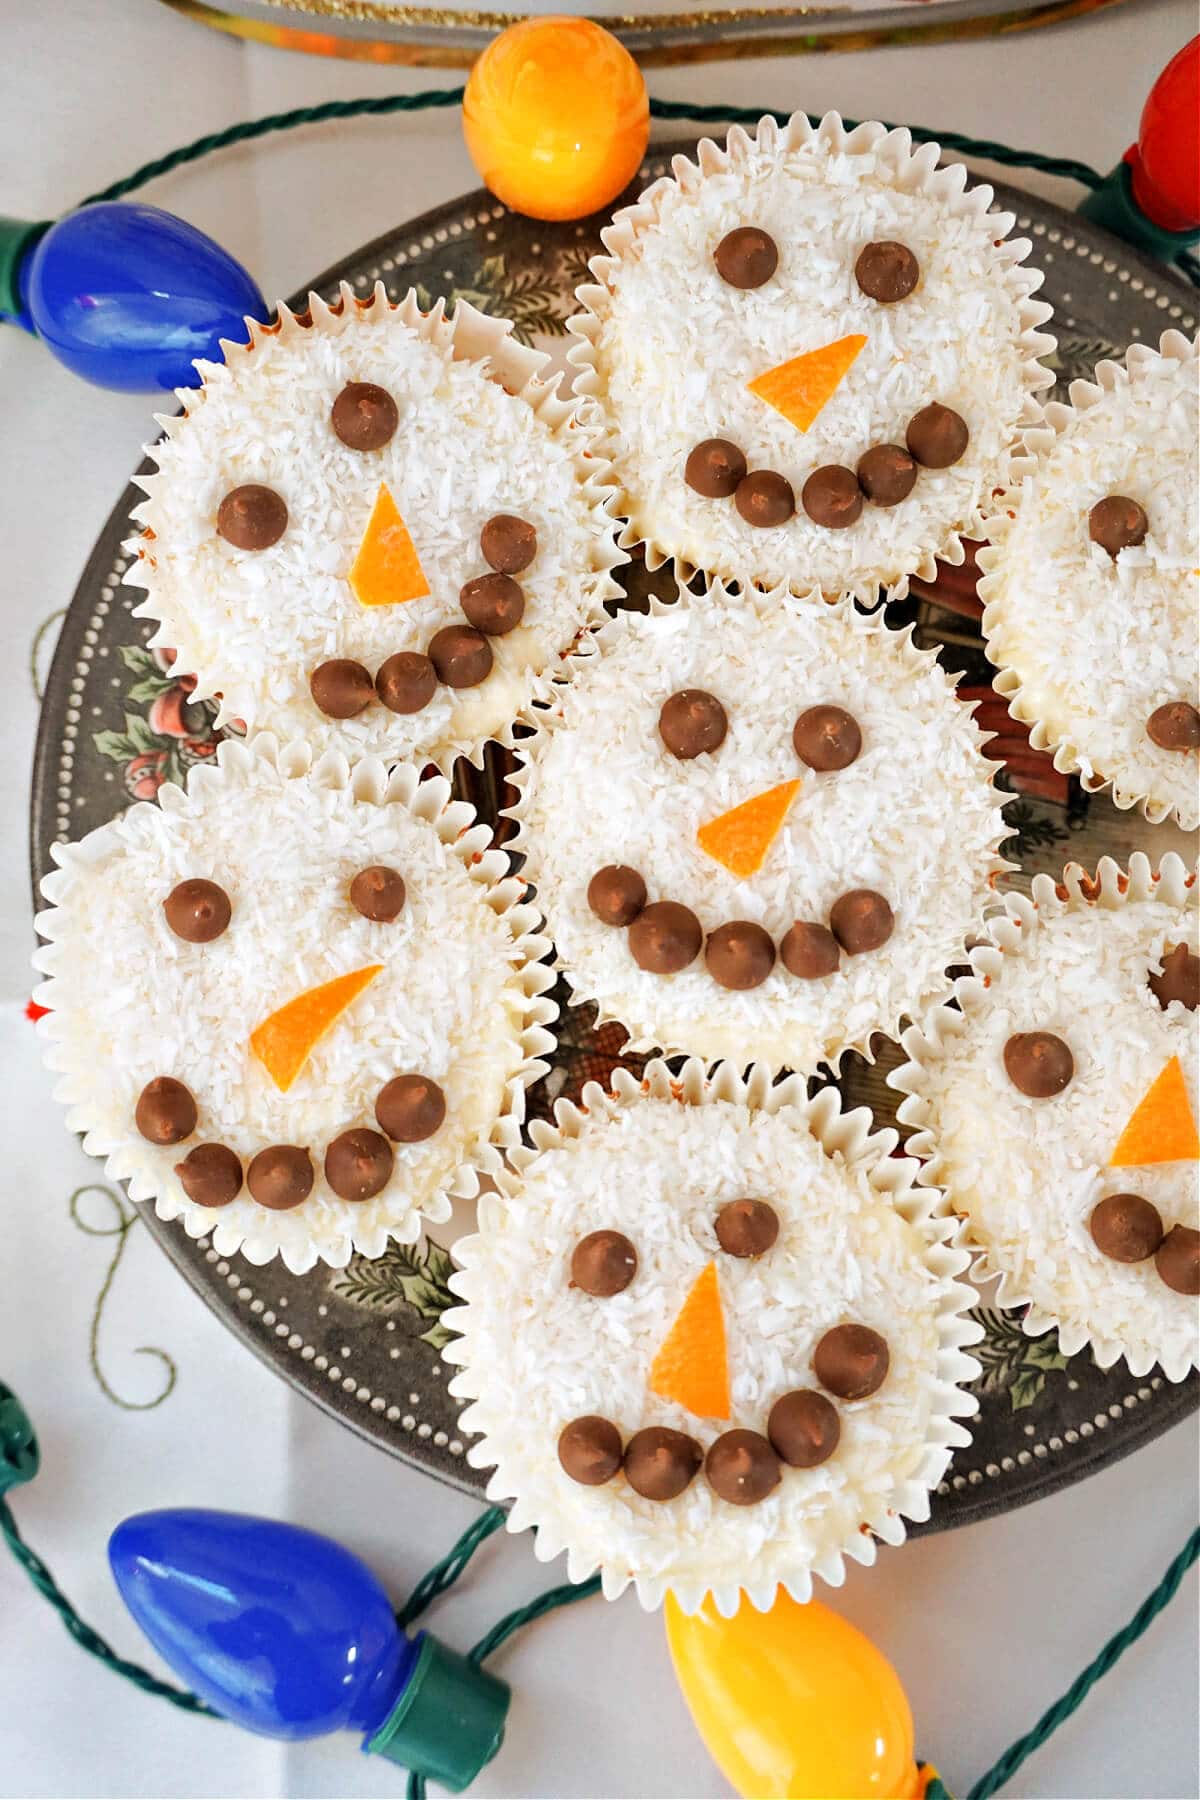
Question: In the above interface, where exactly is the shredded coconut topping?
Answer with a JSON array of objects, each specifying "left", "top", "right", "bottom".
[
  {"left": 513, "top": 588, "right": 1008, "bottom": 1070},
  {"left": 902, "top": 879, "right": 1199, "bottom": 1380},
  {"left": 129, "top": 295, "right": 622, "bottom": 767},
  {"left": 34, "top": 742, "right": 545, "bottom": 1270},
  {"left": 982, "top": 335, "right": 1199, "bottom": 829},
  {"left": 448, "top": 1089, "right": 967, "bottom": 1607},
  {"left": 574, "top": 115, "right": 1052, "bottom": 596}
]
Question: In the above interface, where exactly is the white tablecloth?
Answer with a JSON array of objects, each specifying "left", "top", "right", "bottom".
[{"left": 2, "top": 3, "right": 1197, "bottom": 1795}]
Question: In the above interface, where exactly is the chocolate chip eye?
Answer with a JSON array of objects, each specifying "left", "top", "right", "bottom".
[
  {"left": 217, "top": 484, "right": 288, "bottom": 550},
  {"left": 715, "top": 1198, "right": 779, "bottom": 1257},
  {"left": 570, "top": 1229, "right": 637, "bottom": 1296},
  {"left": 854, "top": 240, "right": 920, "bottom": 303},
  {"left": 1088, "top": 494, "right": 1147, "bottom": 557},
  {"left": 331, "top": 381, "right": 399, "bottom": 451},
  {"left": 1146, "top": 701, "right": 1200, "bottom": 751},
  {"left": 1149, "top": 943, "right": 1200, "bottom": 1012},
  {"left": 350, "top": 866, "right": 406, "bottom": 923},
  {"left": 163, "top": 879, "right": 231, "bottom": 943},
  {"left": 813, "top": 1323, "right": 889, "bottom": 1400},
  {"left": 659, "top": 689, "right": 728, "bottom": 760},
  {"left": 714, "top": 226, "right": 778, "bottom": 289},
  {"left": 793, "top": 705, "right": 862, "bottom": 772},
  {"left": 1003, "top": 1031, "right": 1074, "bottom": 1098}
]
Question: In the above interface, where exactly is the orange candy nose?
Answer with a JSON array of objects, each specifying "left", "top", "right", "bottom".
[
  {"left": 250, "top": 965, "right": 383, "bottom": 1093},
  {"left": 1109, "top": 1055, "right": 1200, "bottom": 1167},
  {"left": 748, "top": 334, "right": 867, "bottom": 434},
  {"left": 697, "top": 779, "right": 800, "bottom": 879},
  {"left": 349, "top": 483, "right": 430, "bottom": 607},
  {"left": 649, "top": 1261, "right": 731, "bottom": 1421}
]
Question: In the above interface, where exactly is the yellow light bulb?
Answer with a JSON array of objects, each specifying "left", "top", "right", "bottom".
[
  {"left": 665, "top": 1588, "right": 927, "bottom": 1800},
  {"left": 462, "top": 17, "right": 649, "bottom": 222}
]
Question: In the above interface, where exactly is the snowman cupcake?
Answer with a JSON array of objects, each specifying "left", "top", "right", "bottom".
[
  {"left": 570, "top": 111, "right": 1054, "bottom": 599},
  {"left": 33, "top": 737, "right": 556, "bottom": 1272},
  {"left": 892, "top": 854, "right": 1198, "bottom": 1381},
  {"left": 509, "top": 583, "right": 1009, "bottom": 1072},
  {"left": 980, "top": 331, "right": 1199, "bottom": 829},
  {"left": 127, "top": 286, "right": 625, "bottom": 770},
  {"left": 445, "top": 1058, "right": 980, "bottom": 1611}
]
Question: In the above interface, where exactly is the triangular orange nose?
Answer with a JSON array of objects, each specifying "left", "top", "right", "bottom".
[
  {"left": 697, "top": 779, "right": 800, "bottom": 879},
  {"left": 1109, "top": 1055, "right": 1200, "bottom": 1167},
  {"left": 747, "top": 334, "right": 867, "bottom": 434},
  {"left": 348, "top": 482, "right": 430, "bottom": 606},
  {"left": 250, "top": 965, "right": 382, "bottom": 1092},
  {"left": 648, "top": 1261, "right": 731, "bottom": 1420}
]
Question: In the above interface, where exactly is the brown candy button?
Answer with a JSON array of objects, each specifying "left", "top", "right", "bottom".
[
  {"left": 629, "top": 901, "right": 703, "bottom": 974},
  {"left": 324, "top": 1127, "right": 394, "bottom": 1202},
  {"left": 587, "top": 865, "right": 647, "bottom": 928},
  {"left": 624, "top": 1426, "right": 702, "bottom": 1501},
  {"left": 659, "top": 689, "right": 728, "bottom": 761},
  {"left": 715, "top": 1198, "right": 779, "bottom": 1258},
  {"left": 829, "top": 889, "right": 893, "bottom": 955},
  {"left": 685, "top": 438, "right": 748, "bottom": 499},
  {"left": 801, "top": 466, "right": 863, "bottom": 530},
  {"left": 856, "top": 444, "right": 917, "bottom": 508},
  {"left": 376, "top": 651, "right": 437, "bottom": 714},
  {"left": 247, "top": 1145, "right": 313, "bottom": 1211},
  {"left": 713, "top": 226, "right": 778, "bottom": 290},
  {"left": 705, "top": 1429, "right": 781, "bottom": 1506},
  {"left": 1146, "top": 702, "right": 1200, "bottom": 751},
  {"left": 429, "top": 625, "right": 493, "bottom": 689},
  {"left": 1089, "top": 1192, "right": 1163, "bottom": 1263},
  {"left": 460, "top": 572, "right": 525, "bottom": 637},
  {"left": 705, "top": 921, "right": 776, "bottom": 991},
  {"left": 350, "top": 865, "right": 406, "bottom": 923},
  {"left": 1003, "top": 1031, "right": 1074, "bottom": 1098},
  {"left": 793, "top": 704, "right": 862, "bottom": 772},
  {"left": 767, "top": 1389, "right": 841, "bottom": 1468},
  {"left": 310, "top": 659, "right": 374, "bottom": 720},
  {"left": 570, "top": 1229, "right": 637, "bottom": 1297},
  {"left": 558, "top": 1416, "right": 623, "bottom": 1486},
  {"left": 375, "top": 1073, "right": 446, "bottom": 1144},
  {"left": 906, "top": 404, "right": 969, "bottom": 469},
  {"left": 480, "top": 513, "right": 537, "bottom": 575},
  {"left": 854, "top": 240, "right": 920, "bottom": 304},
  {"left": 813, "top": 1322, "right": 890, "bottom": 1400},
  {"left": 175, "top": 1142, "right": 243, "bottom": 1209},
  {"left": 1150, "top": 943, "right": 1200, "bottom": 1012},
  {"left": 216, "top": 484, "right": 288, "bottom": 551},
  {"left": 331, "top": 381, "right": 399, "bottom": 452},
  {"left": 163, "top": 878, "right": 231, "bottom": 944},
  {"left": 1156, "top": 1224, "right": 1200, "bottom": 1296},
  {"left": 735, "top": 470, "right": 795, "bottom": 528},
  {"left": 1088, "top": 494, "right": 1148, "bottom": 557},
  {"left": 135, "top": 1076, "right": 197, "bottom": 1146},
  {"left": 780, "top": 920, "right": 840, "bottom": 979}
]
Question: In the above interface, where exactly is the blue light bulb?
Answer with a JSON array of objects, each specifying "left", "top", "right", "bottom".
[
  {"left": 0, "top": 202, "right": 268, "bottom": 392},
  {"left": 109, "top": 1509, "right": 509, "bottom": 1791}
]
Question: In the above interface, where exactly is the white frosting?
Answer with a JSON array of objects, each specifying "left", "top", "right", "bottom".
[
  {"left": 511, "top": 586, "right": 1008, "bottom": 1070},
  {"left": 446, "top": 1065, "right": 979, "bottom": 1611},
  {"left": 572, "top": 113, "right": 1053, "bottom": 598},
  {"left": 33, "top": 738, "right": 554, "bottom": 1272},
  {"left": 128, "top": 291, "right": 623, "bottom": 769},
  {"left": 981, "top": 334, "right": 1199, "bottom": 830},
  {"left": 893, "top": 858, "right": 1199, "bottom": 1381}
]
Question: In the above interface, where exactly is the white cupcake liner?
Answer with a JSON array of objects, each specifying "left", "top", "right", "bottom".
[
  {"left": 890, "top": 851, "right": 1198, "bottom": 1382},
  {"left": 978, "top": 329, "right": 1199, "bottom": 831},
  {"left": 125, "top": 283, "right": 627, "bottom": 773},
  {"left": 33, "top": 733, "right": 558, "bottom": 1274},
  {"left": 505, "top": 575, "right": 1014, "bottom": 1075},
  {"left": 444, "top": 1055, "right": 981, "bottom": 1615},
  {"left": 568, "top": 110, "right": 1055, "bottom": 602}
]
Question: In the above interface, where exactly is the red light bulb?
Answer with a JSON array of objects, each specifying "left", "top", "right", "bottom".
[{"left": 1127, "top": 36, "right": 1200, "bottom": 232}]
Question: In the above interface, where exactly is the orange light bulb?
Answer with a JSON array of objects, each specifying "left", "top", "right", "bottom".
[
  {"left": 665, "top": 1588, "right": 927, "bottom": 1800},
  {"left": 462, "top": 17, "right": 649, "bottom": 222}
]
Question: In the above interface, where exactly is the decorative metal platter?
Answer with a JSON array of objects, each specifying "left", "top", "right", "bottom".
[{"left": 30, "top": 145, "right": 1198, "bottom": 1525}]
